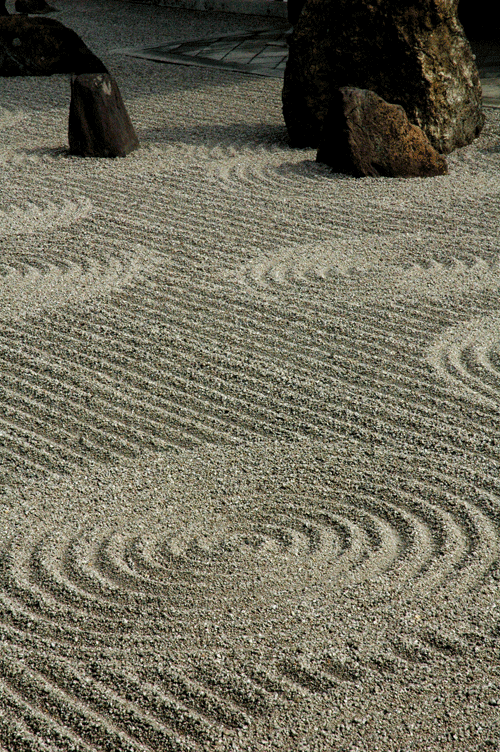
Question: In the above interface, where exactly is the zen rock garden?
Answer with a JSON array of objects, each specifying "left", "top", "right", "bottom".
[
  {"left": 1, "top": 0, "right": 486, "bottom": 174},
  {"left": 0, "top": 10, "right": 138, "bottom": 157}
]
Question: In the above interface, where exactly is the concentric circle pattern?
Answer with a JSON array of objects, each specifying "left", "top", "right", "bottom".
[{"left": 1, "top": 1, "right": 500, "bottom": 749}]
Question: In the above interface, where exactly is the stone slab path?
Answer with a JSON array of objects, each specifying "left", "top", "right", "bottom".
[
  {"left": 113, "top": 26, "right": 291, "bottom": 78},
  {"left": 115, "top": 28, "right": 500, "bottom": 106}
]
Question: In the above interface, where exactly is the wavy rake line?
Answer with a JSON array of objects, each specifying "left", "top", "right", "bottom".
[
  {"left": 0, "top": 106, "right": 25, "bottom": 130},
  {"left": 0, "top": 675, "right": 97, "bottom": 752},
  {"left": 20, "top": 649, "right": 210, "bottom": 750},
  {"left": 0, "top": 200, "right": 92, "bottom": 237},
  {"left": 50, "top": 157, "right": 500, "bottom": 290},
  {"left": 1, "top": 267, "right": 499, "bottom": 491},
  {"left": 98, "top": 289, "right": 500, "bottom": 459},
  {"left": 427, "top": 313, "right": 500, "bottom": 411},
  {"left": 210, "top": 152, "right": 500, "bottom": 236},
  {"left": 89, "top": 660, "right": 254, "bottom": 732},
  {"left": 110, "top": 280, "right": 499, "bottom": 428},
  {"left": 0, "top": 648, "right": 197, "bottom": 752},
  {"left": 0, "top": 558, "right": 271, "bottom": 748},
  {"left": 0, "top": 255, "right": 148, "bottom": 324},
  {"left": 1, "top": 289, "right": 499, "bottom": 484},
  {"left": 232, "top": 241, "right": 500, "bottom": 301}
]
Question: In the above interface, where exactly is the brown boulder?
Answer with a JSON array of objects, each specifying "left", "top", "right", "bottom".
[
  {"left": 68, "top": 73, "right": 139, "bottom": 158},
  {"left": 0, "top": 16, "right": 107, "bottom": 76},
  {"left": 282, "top": 0, "right": 484, "bottom": 154},
  {"left": 317, "top": 87, "right": 448, "bottom": 178}
]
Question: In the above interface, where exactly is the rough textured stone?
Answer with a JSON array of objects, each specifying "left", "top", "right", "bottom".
[
  {"left": 282, "top": 0, "right": 484, "bottom": 154},
  {"left": 68, "top": 72, "right": 139, "bottom": 158},
  {"left": 14, "top": 0, "right": 57, "bottom": 13},
  {"left": 317, "top": 87, "right": 448, "bottom": 178},
  {"left": 0, "top": 16, "right": 107, "bottom": 76}
]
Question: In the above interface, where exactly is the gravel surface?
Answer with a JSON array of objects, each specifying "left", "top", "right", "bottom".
[{"left": 1, "top": 2, "right": 500, "bottom": 750}]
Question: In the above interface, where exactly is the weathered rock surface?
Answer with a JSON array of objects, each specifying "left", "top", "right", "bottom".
[
  {"left": 15, "top": 0, "right": 57, "bottom": 13},
  {"left": 68, "top": 72, "right": 139, "bottom": 158},
  {"left": 282, "top": 0, "right": 484, "bottom": 154},
  {"left": 317, "top": 87, "right": 448, "bottom": 178},
  {"left": 0, "top": 16, "right": 107, "bottom": 76}
]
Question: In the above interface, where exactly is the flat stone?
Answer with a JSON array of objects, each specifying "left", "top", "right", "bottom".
[
  {"left": 317, "top": 87, "right": 448, "bottom": 178},
  {"left": 0, "top": 16, "right": 107, "bottom": 76},
  {"left": 282, "top": 0, "right": 484, "bottom": 154},
  {"left": 68, "top": 72, "right": 139, "bottom": 158}
]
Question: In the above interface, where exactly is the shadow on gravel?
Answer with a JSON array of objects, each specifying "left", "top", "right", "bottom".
[
  {"left": 138, "top": 121, "right": 290, "bottom": 148},
  {"left": 22, "top": 146, "right": 70, "bottom": 158}
]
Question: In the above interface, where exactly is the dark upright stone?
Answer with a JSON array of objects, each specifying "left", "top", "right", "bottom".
[{"left": 68, "top": 72, "right": 139, "bottom": 158}]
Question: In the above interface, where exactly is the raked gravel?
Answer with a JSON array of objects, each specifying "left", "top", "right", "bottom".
[{"left": 1, "top": 2, "right": 500, "bottom": 750}]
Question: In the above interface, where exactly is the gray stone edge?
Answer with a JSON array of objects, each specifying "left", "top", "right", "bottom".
[
  {"left": 111, "top": 47, "right": 283, "bottom": 76},
  {"left": 143, "top": 0, "right": 288, "bottom": 18}
]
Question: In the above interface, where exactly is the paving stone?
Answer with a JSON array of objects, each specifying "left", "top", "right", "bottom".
[{"left": 113, "top": 26, "right": 500, "bottom": 99}]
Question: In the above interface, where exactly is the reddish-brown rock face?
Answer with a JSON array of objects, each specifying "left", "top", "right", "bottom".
[
  {"left": 0, "top": 16, "right": 107, "bottom": 76},
  {"left": 317, "top": 87, "right": 449, "bottom": 178},
  {"left": 282, "top": 0, "right": 484, "bottom": 154}
]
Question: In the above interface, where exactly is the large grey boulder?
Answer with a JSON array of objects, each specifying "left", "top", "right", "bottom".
[
  {"left": 0, "top": 16, "right": 107, "bottom": 76},
  {"left": 282, "top": 0, "right": 484, "bottom": 154},
  {"left": 317, "top": 87, "right": 448, "bottom": 178},
  {"left": 68, "top": 73, "right": 139, "bottom": 158}
]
